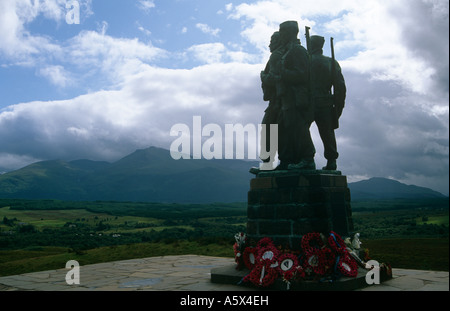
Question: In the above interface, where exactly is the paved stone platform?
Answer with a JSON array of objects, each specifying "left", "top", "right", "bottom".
[{"left": 0, "top": 255, "right": 448, "bottom": 291}]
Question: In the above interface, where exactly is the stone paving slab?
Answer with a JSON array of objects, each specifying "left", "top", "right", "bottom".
[{"left": 0, "top": 255, "right": 448, "bottom": 291}]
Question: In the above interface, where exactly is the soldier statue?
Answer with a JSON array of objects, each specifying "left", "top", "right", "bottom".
[
  {"left": 309, "top": 35, "right": 346, "bottom": 170},
  {"left": 259, "top": 31, "right": 283, "bottom": 168},
  {"left": 251, "top": 24, "right": 347, "bottom": 174},
  {"left": 277, "top": 21, "right": 315, "bottom": 170}
]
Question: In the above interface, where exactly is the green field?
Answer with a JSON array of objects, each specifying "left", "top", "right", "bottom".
[
  {"left": 0, "top": 198, "right": 448, "bottom": 277},
  {"left": 0, "top": 240, "right": 234, "bottom": 277}
]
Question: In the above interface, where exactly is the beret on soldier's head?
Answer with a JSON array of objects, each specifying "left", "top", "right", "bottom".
[
  {"left": 310, "top": 35, "right": 325, "bottom": 49},
  {"left": 279, "top": 21, "right": 299, "bottom": 32}
]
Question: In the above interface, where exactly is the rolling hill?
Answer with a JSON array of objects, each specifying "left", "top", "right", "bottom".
[
  {"left": 0, "top": 147, "right": 446, "bottom": 203},
  {"left": 348, "top": 177, "right": 447, "bottom": 200},
  {"left": 0, "top": 147, "right": 257, "bottom": 203}
]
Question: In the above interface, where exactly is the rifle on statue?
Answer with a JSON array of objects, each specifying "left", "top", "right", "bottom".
[
  {"left": 330, "top": 37, "right": 339, "bottom": 129},
  {"left": 305, "top": 26, "right": 312, "bottom": 112},
  {"left": 305, "top": 26, "right": 311, "bottom": 53}
]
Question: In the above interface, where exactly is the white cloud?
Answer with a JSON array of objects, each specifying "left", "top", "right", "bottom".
[
  {"left": 0, "top": 0, "right": 62, "bottom": 60},
  {"left": 186, "top": 42, "right": 259, "bottom": 65},
  {"left": 38, "top": 65, "right": 72, "bottom": 87},
  {"left": 196, "top": 23, "right": 221, "bottom": 37},
  {"left": 229, "top": 0, "right": 449, "bottom": 98},
  {"left": 0, "top": 152, "right": 42, "bottom": 171},
  {"left": 187, "top": 43, "right": 226, "bottom": 64},
  {"left": 65, "top": 27, "right": 168, "bottom": 84},
  {"left": 138, "top": 25, "right": 152, "bottom": 36},
  {"left": 0, "top": 62, "right": 262, "bottom": 164},
  {"left": 0, "top": 0, "right": 94, "bottom": 61},
  {"left": 138, "top": 0, "right": 156, "bottom": 12}
]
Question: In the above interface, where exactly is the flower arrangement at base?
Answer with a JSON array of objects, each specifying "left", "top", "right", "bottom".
[
  {"left": 257, "top": 243, "right": 279, "bottom": 268},
  {"left": 328, "top": 231, "right": 347, "bottom": 254},
  {"left": 242, "top": 237, "right": 280, "bottom": 287},
  {"left": 243, "top": 263, "right": 279, "bottom": 288},
  {"left": 336, "top": 254, "right": 359, "bottom": 278},
  {"left": 301, "top": 232, "right": 325, "bottom": 253},
  {"left": 276, "top": 253, "right": 305, "bottom": 288},
  {"left": 302, "top": 248, "right": 335, "bottom": 276},
  {"left": 301, "top": 232, "right": 337, "bottom": 276},
  {"left": 237, "top": 232, "right": 360, "bottom": 289}
]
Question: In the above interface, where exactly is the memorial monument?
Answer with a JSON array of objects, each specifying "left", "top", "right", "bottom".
[{"left": 211, "top": 21, "right": 392, "bottom": 290}]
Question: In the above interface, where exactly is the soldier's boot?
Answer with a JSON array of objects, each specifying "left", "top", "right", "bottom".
[
  {"left": 322, "top": 159, "right": 337, "bottom": 171},
  {"left": 288, "top": 158, "right": 316, "bottom": 170},
  {"left": 276, "top": 162, "right": 292, "bottom": 170}
]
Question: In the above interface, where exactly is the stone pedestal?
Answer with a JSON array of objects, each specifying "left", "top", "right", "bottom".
[
  {"left": 246, "top": 170, "right": 354, "bottom": 250},
  {"left": 210, "top": 169, "right": 393, "bottom": 290}
]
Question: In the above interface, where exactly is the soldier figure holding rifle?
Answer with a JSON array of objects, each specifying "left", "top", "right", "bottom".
[
  {"left": 253, "top": 23, "right": 346, "bottom": 173},
  {"left": 309, "top": 35, "right": 346, "bottom": 170}
]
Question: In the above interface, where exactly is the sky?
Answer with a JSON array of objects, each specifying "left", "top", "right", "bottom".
[{"left": 0, "top": 0, "right": 448, "bottom": 195}]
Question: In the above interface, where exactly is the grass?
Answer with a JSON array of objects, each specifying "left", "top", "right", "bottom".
[
  {"left": 415, "top": 215, "right": 449, "bottom": 226},
  {"left": 0, "top": 240, "right": 234, "bottom": 277},
  {"left": 0, "top": 206, "right": 162, "bottom": 232},
  {"left": 363, "top": 237, "right": 449, "bottom": 272}
]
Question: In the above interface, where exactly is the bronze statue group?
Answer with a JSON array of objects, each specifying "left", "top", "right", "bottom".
[{"left": 259, "top": 20, "right": 346, "bottom": 172}]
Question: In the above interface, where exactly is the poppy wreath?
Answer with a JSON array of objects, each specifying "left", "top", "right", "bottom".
[
  {"left": 301, "top": 233, "right": 340, "bottom": 276},
  {"left": 256, "top": 237, "right": 279, "bottom": 267},
  {"left": 276, "top": 253, "right": 301, "bottom": 282},
  {"left": 257, "top": 244, "right": 280, "bottom": 267},
  {"left": 303, "top": 248, "right": 335, "bottom": 276},
  {"left": 328, "top": 231, "right": 347, "bottom": 254},
  {"left": 244, "top": 263, "right": 279, "bottom": 287},
  {"left": 243, "top": 247, "right": 257, "bottom": 270},
  {"left": 242, "top": 237, "right": 281, "bottom": 288},
  {"left": 336, "top": 254, "right": 358, "bottom": 277},
  {"left": 301, "top": 232, "right": 325, "bottom": 253}
]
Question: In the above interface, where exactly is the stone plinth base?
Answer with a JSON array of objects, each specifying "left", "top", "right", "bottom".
[
  {"left": 210, "top": 265, "right": 391, "bottom": 291},
  {"left": 247, "top": 170, "right": 354, "bottom": 250}
]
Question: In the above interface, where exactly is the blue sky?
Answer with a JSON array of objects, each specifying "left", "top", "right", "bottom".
[{"left": 0, "top": 0, "right": 449, "bottom": 195}]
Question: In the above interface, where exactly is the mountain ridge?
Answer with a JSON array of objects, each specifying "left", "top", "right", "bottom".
[
  {"left": 0, "top": 147, "right": 446, "bottom": 203},
  {"left": 349, "top": 177, "right": 446, "bottom": 200}
]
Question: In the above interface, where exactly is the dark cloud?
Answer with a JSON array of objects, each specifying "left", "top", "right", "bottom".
[
  {"left": 336, "top": 70, "right": 448, "bottom": 194},
  {"left": 389, "top": 0, "right": 449, "bottom": 96}
]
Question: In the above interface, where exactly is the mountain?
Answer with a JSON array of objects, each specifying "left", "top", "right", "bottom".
[
  {"left": 348, "top": 177, "right": 447, "bottom": 200},
  {"left": 0, "top": 148, "right": 446, "bottom": 203},
  {"left": 0, "top": 147, "right": 258, "bottom": 203}
]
